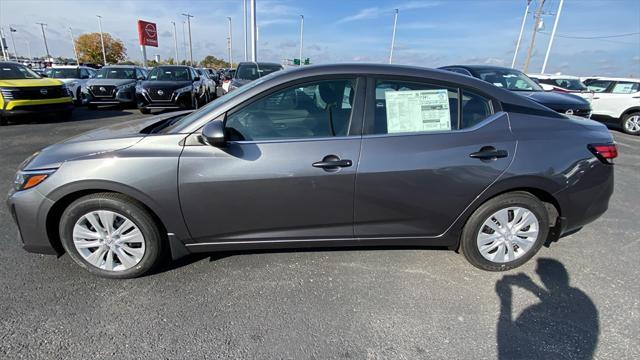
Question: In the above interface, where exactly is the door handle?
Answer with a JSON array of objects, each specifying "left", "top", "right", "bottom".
[
  {"left": 469, "top": 147, "right": 508, "bottom": 160},
  {"left": 312, "top": 155, "right": 352, "bottom": 171},
  {"left": 592, "top": 97, "right": 600, "bottom": 100}
]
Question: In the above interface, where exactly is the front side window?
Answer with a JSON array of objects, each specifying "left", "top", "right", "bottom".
[
  {"left": 372, "top": 80, "right": 459, "bottom": 134},
  {"left": 225, "top": 79, "right": 355, "bottom": 141},
  {"left": 611, "top": 82, "right": 640, "bottom": 94},
  {"left": 586, "top": 80, "right": 613, "bottom": 93},
  {"left": 551, "top": 78, "right": 587, "bottom": 91}
]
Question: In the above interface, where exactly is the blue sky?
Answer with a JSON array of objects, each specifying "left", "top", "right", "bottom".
[{"left": 1, "top": 0, "right": 639, "bottom": 76}]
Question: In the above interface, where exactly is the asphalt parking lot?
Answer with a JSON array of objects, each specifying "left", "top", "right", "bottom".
[{"left": 0, "top": 108, "right": 638, "bottom": 359}]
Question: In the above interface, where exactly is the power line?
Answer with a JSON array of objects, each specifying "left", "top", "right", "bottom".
[
  {"left": 540, "top": 31, "right": 640, "bottom": 39},
  {"left": 538, "top": 31, "right": 639, "bottom": 45}
]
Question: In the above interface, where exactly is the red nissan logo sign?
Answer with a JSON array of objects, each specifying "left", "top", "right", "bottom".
[
  {"left": 144, "top": 23, "right": 156, "bottom": 38},
  {"left": 137, "top": 20, "right": 158, "bottom": 47}
]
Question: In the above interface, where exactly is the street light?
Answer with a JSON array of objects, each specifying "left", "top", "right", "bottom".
[
  {"left": 541, "top": 0, "right": 564, "bottom": 73},
  {"left": 512, "top": 0, "right": 532, "bottom": 69},
  {"left": 299, "top": 15, "right": 304, "bottom": 66},
  {"left": 171, "top": 21, "right": 179, "bottom": 63},
  {"left": 389, "top": 9, "right": 398, "bottom": 64},
  {"left": 69, "top": 27, "right": 80, "bottom": 66},
  {"left": 36, "top": 22, "right": 50, "bottom": 60},
  {"left": 243, "top": 0, "right": 248, "bottom": 61},
  {"left": 181, "top": 13, "right": 194, "bottom": 66},
  {"left": 96, "top": 15, "right": 107, "bottom": 65},
  {"left": 250, "top": 0, "right": 257, "bottom": 61},
  {"left": 8, "top": 26, "right": 18, "bottom": 61},
  {"left": 227, "top": 17, "right": 233, "bottom": 68}
]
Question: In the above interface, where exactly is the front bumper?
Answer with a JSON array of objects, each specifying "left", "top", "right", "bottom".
[
  {"left": 6, "top": 187, "right": 59, "bottom": 255},
  {"left": 1, "top": 98, "right": 74, "bottom": 117},
  {"left": 84, "top": 87, "right": 136, "bottom": 105},
  {"left": 136, "top": 90, "right": 193, "bottom": 110}
]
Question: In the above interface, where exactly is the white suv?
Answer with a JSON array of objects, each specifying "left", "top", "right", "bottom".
[
  {"left": 45, "top": 66, "right": 97, "bottom": 104},
  {"left": 584, "top": 77, "right": 640, "bottom": 135}
]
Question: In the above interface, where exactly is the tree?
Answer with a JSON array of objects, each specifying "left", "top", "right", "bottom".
[
  {"left": 200, "top": 55, "right": 230, "bottom": 69},
  {"left": 75, "top": 32, "right": 126, "bottom": 65}
]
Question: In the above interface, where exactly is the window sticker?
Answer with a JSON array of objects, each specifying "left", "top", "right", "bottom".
[{"left": 385, "top": 89, "right": 451, "bottom": 133}]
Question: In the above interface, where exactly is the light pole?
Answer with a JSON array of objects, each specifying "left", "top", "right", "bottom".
[
  {"left": 36, "top": 22, "right": 50, "bottom": 60},
  {"left": 523, "top": 0, "right": 545, "bottom": 73},
  {"left": 227, "top": 17, "right": 233, "bottom": 68},
  {"left": 389, "top": 9, "right": 398, "bottom": 64},
  {"left": 181, "top": 20, "right": 187, "bottom": 64},
  {"left": 171, "top": 21, "right": 179, "bottom": 63},
  {"left": 182, "top": 13, "right": 194, "bottom": 66},
  {"left": 69, "top": 27, "right": 80, "bottom": 66},
  {"left": 8, "top": 26, "right": 18, "bottom": 60},
  {"left": 512, "top": 0, "right": 532, "bottom": 69},
  {"left": 0, "top": 28, "right": 7, "bottom": 61},
  {"left": 243, "top": 0, "right": 248, "bottom": 61},
  {"left": 541, "top": 0, "right": 564, "bottom": 73},
  {"left": 25, "top": 39, "right": 32, "bottom": 61},
  {"left": 96, "top": 15, "right": 107, "bottom": 65},
  {"left": 250, "top": 0, "right": 257, "bottom": 61},
  {"left": 298, "top": 15, "right": 304, "bottom": 66}
]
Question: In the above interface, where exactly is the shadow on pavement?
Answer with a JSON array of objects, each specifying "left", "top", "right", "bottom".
[
  {"left": 2, "top": 106, "right": 136, "bottom": 126},
  {"left": 496, "top": 258, "right": 599, "bottom": 360}
]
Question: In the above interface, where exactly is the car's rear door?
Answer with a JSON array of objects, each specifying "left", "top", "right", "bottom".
[
  {"left": 354, "top": 76, "right": 516, "bottom": 239},
  {"left": 178, "top": 76, "right": 365, "bottom": 245}
]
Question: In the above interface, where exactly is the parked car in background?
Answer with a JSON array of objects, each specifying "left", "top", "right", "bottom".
[
  {"left": 584, "top": 77, "right": 640, "bottom": 135},
  {"left": 136, "top": 65, "right": 206, "bottom": 114},
  {"left": 197, "top": 68, "right": 217, "bottom": 101},
  {"left": 0, "top": 61, "right": 73, "bottom": 125},
  {"left": 82, "top": 65, "right": 147, "bottom": 109},
  {"left": 7, "top": 64, "right": 616, "bottom": 278},
  {"left": 228, "top": 62, "right": 284, "bottom": 92},
  {"left": 440, "top": 65, "right": 592, "bottom": 118},
  {"left": 220, "top": 68, "right": 235, "bottom": 95},
  {"left": 44, "top": 65, "right": 97, "bottom": 104},
  {"left": 527, "top": 74, "right": 590, "bottom": 94}
]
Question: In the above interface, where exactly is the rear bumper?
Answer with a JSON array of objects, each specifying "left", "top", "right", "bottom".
[{"left": 6, "top": 187, "right": 59, "bottom": 255}]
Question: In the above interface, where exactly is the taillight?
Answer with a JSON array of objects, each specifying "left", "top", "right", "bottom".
[{"left": 588, "top": 144, "right": 618, "bottom": 164}]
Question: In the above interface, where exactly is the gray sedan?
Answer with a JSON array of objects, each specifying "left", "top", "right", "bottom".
[{"left": 7, "top": 64, "right": 616, "bottom": 278}]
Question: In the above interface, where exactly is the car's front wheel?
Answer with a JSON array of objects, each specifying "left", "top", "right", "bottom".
[
  {"left": 59, "top": 193, "right": 164, "bottom": 279},
  {"left": 621, "top": 112, "right": 640, "bottom": 135},
  {"left": 460, "top": 191, "right": 549, "bottom": 271}
]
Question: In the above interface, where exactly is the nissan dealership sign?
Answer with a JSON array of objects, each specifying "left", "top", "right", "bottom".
[{"left": 137, "top": 20, "right": 158, "bottom": 47}]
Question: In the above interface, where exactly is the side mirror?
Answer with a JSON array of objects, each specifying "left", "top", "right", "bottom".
[
  {"left": 81, "top": 75, "right": 89, "bottom": 79},
  {"left": 531, "top": 78, "right": 540, "bottom": 84},
  {"left": 137, "top": 76, "right": 146, "bottom": 81},
  {"left": 194, "top": 76, "right": 201, "bottom": 81},
  {"left": 201, "top": 120, "right": 226, "bottom": 147}
]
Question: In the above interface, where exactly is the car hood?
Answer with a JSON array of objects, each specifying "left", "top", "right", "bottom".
[
  {"left": 141, "top": 80, "right": 192, "bottom": 90},
  {"left": 0, "top": 78, "right": 65, "bottom": 87},
  {"left": 22, "top": 112, "right": 189, "bottom": 170},
  {"left": 57, "top": 78, "right": 81, "bottom": 84},
  {"left": 518, "top": 91, "right": 590, "bottom": 110},
  {"left": 85, "top": 78, "right": 136, "bottom": 87},
  {"left": 231, "top": 78, "right": 252, "bottom": 87}
]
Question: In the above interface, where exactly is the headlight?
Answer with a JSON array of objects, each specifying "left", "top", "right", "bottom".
[
  {"left": 175, "top": 85, "right": 194, "bottom": 94},
  {"left": 136, "top": 83, "right": 146, "bottom": 93},
  {"left": 13, "top": 169, "right": 56, "bottom": 191},
  {"left": 116, "top": 82, "right": 136, "bottom": 91}
]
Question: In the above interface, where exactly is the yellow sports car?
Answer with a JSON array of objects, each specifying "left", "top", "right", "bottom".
[{"left": 0, "top": 61, "right": 74, "bottom": 126}]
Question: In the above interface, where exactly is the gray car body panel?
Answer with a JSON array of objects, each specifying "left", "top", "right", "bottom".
[{"left": 6, "top": 64, "right": 614, "bottom": 259}]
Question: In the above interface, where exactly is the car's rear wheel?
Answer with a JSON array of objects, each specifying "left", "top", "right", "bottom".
[
  {"left": 460, "top": 191, "right": 549, "bottom": 271},
  {"left": 621, "top": 112, "right": 640, "bottom": 135},
  {"left": 59, "top": 193, "right": 164, "bottom": 279}
]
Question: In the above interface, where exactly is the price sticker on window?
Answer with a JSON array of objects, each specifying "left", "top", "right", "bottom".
[{"left": 385, "top": 89, "right": 451, "bottom": 133}]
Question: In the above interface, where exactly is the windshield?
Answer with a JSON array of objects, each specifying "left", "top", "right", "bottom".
[
  {"left": 95, "top": 67, "right": 136, "bottom": 79},
  {"left": 476, "top": 69, "right": 543, "bottom": 91},
  {"left": 147, "top": 67, "right": 191, "bottom": 81},
  {"left": 235, "top": 63, "right": 282, "bottom": 81},
  {"left": 0, "top": 63, "right": 41, "bottom": 80},
  {"left": 47, "top": 68, "right": 79, "bottom": 79},
  {"left": 164, "top": 70, "right": 284, "bottom": 133},
  {"left": 551, "top": 78, "right": 587, "bottom": 91}
]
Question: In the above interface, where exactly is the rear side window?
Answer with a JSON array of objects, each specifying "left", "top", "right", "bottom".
[
  {"left": 461, "top": 91, "right": 493, "bottom": 128},
  {"left": 586, "top": 80, "right": 613, "bottom": 93},
  {"left": 611, "top": 82, "right": 640, "bottom": 94}
]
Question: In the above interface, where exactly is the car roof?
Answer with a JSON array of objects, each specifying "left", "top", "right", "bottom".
[
  {"left": 105, "top": 65, "right": 138, "bottom": 68},
  {"left": 237, "top": 61, "right": 282, "bottom": 67},
  {"left": 527, "top": 73, "right": 581, "bottom": 80},
  {"left": 441, "top": 65, "right": 521, "bottom": 72},
  {"left": 585, "top": 76, "right": 639, "bottom": 82}
]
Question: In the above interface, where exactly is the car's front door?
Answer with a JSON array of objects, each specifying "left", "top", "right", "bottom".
[
  {"left": 179, "top": 77, "right": 364, "bottom": 245},
  {"left": 354, "top": 77, "right": 516, "bottom": 239}
]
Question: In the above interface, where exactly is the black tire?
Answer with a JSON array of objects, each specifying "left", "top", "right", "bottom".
[
  {"left": 74, "top": 89, "right": 82, "bottom": 105},
  {"left": 87, "top": 104, "right": 97, "bottom": 110},
  {"left": 621, "top": 111, "right": 640, "bottom": 135},
  {"left": 139, "top": 108, "right": 151, "bottom": 114},
  {"left": 0, "top": 116, "right": 7, "bottom": 126},
  {"left": 460, "top": 191, "right": 549, "bottom": 271},
  {"left": 59, "top": 193, "right": 165, "bottom": 279}
]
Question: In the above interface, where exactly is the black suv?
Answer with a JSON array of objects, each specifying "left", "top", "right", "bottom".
[
  {"left": 136, "top": 66, "right": 206, "bottom": 114},
  {"left": 83, "top": 65, "right": 147, "bottom": 109},
  {"left": 439, "top": 65, "right": 592, "bottom": 118},
  {"left": 228, "top": 62, "right": 283, "bottom": 92}
]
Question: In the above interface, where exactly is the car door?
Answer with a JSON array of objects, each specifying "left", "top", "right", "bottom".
[
  {"left": 178, "top": 77, "right": 365, "bottom": 244},
  {"left": 354, "top": 77, "right": 516, "bottom": 239},
  {"left": 596, "top": 81, "right": 640, "bottom": 118}
]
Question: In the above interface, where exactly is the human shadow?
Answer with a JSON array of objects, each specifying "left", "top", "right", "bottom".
[{"left": 495, "top": 258, "right": 599, "bottom": 360}]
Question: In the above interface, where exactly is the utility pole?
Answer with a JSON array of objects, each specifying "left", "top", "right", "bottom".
[
  {"left": 0, "top": 28, "right": 7, "bottom": 60},
  {"left": 182, "top": 13, "right": 194, "bottom": 66},
  {"left": 36, "top": 22, "right": 50, "bottom": 60},
  {"left": 523, "top": 0, "right": 545, "bottom": 73},
  {"left": 171, "top": 21, "right": 179, "bottom": 63},
  {"left": 8, "top": 26, "right": 18, "bottom": 60},
  {"left": 227, "top": 17, "right": 233, "bottom": 68},
  {"left": 25, "top": 39, "right": 32, "bottom": 61},
  {"left": 243, "top": 0, "right": 248, "bottom": 61},
  {"left": 389, "top": 9, "right": 398, "bottom": 64},
  {"left": 250, "top": 0, "right": 257, "bottom": 61},
  {"left": 181, "top": 20, "right": 187, "bottom": 64},
  {"left": 299, "top": 15, "right": 304, "bottom": 66},
  {"left": 69, "top": 27, "right": 80, "bottom": 66},
  {"left": 96, "top": 15, "right": 107, "bottom": 65},
  {"left": 541, "top": 0, "right": 564, "bottom": 73},
  {"left": 512, "top": 0, "right": 532, "bottom": 68}
]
